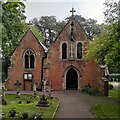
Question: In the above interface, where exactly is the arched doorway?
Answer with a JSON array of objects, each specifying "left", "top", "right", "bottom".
[{"left": 66, "top": 68, "right": 78, "bottom": 90}]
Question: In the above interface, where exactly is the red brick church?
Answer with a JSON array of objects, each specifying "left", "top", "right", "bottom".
[{"left": 5, "top": 8, "right": 109, "bottom": 95}]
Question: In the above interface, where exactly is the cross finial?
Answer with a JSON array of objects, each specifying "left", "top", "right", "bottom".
[{"left": 70, "top": 8, "right": 76, "bottom": 16}]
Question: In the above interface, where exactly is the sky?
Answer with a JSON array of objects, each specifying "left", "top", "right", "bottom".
[{"left": 25, "top": 0, "right": 106, "bottom": 24}]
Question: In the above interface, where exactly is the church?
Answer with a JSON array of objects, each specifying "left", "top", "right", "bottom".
[{"left": 5, "top": 8, "right": 109, "bottom": 95}]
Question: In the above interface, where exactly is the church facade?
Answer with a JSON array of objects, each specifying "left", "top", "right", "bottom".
[{"left": 5, "top": 9, "right": 108, "bottom": 95}]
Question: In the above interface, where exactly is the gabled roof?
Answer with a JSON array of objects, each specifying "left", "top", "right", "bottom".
[
  {"left": 39, "top": 41, "right": 48, "bottom": 53},
  {"left": 28, "top": 29, "right": 48, "bottom": 53},
  {"left": 10, "top": 29, "right": 48, "bottom": 56},
  {"left": 52, "top": 15, "right": 91, "bottom": 43}
]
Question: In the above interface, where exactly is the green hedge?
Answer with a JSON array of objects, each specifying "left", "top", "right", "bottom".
[{"left": 81, "top": 84, "right": 100, "bottom": 95}]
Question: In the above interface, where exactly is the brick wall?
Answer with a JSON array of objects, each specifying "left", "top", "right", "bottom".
[
  {"left": 46, "top": 17, "right": 104, "bottom": 93},
  {"left": 5, "top": 30, "right": 45, "bottom": 90},
  {"left": 5, "top": 17, "right": 105, "bottom": 94}
]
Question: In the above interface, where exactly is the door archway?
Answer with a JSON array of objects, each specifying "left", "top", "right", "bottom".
[{"left": 66, "top": 68, "right": 78, "bottom": 90}]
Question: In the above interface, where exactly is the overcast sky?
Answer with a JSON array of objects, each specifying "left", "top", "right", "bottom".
[{"left": 25, "top": 0, "right": 106, "bottom": 24}]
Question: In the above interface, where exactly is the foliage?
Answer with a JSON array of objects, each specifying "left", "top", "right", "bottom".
[
  {"left": 104, "top": 0, "right": 119, "bottom": 24},
  {"left": 74, "top": 15, "right": 102, "bottom": 38},
  {"left": 91, "top": 89, "right": 120, "bottom": 119},
  {"left": 20, "top": 112, "right": 28, "bottom": 119},
  {"left": 87, "top": 0, "right": 120, "bottom": 73},
  {"left": 18, "top": 101, "right": 22, "bottom": 104},
  {"left": 23, "top": 113, "right": 43, "bottom": 119},
  {"left": 2, "top": 1, "right": 26, "bottom": 59},
  {"left": 30, "top": 15, "right": 102, "bottom": 47},
  {"left": 87, "top": 24, "right": 119, "bottom": 73},
  {"left": 8, "top": 108, "right": 16, "bottom": 117},
  {"left": 2, "top": 0, "right": 26, "bottom": 82},
  {"left": 108, "top": 83, "right": 113, "bottom": 90},
  {"left": 23, "top": 24, "right": 45, "bottom": 43},
  {"left": 30, "top": 16, "right": 66, "bottom": 47},
  {"left": 1, "top": 1, "right": 44, "bottom": 82},
  {"left": 2, "top": 97, "right": 7, "bottom": 105},
  {"left": 81, "top": 84, "right": 99, "bottom": 95},
  {"left": 2, "top": 94, "right": 59, "bottom": 119},
  {"left": 26, "top": 99, "right": 31, "bottom": 104}
]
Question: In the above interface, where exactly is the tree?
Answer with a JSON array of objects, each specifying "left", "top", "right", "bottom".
[
  {"left": 2, "top": 1, "right": 26, "bottom": 82},
  {"left": 67, "top": 15, "right": 102, "bottom": 39},
  {"left": 1, "top": 1, "right": 46, "bottom": 82},
  {"left": 24, "top": 24, "right": 45, "bottom": 43},
  {"left": 104, "top": 0, "right": 119, "bottom": 24},
  {"left": 30, "top": 16, "right": 59, "bottom": 47},
  {"left": 87, "top": 0, "right": 120, "bottom": 73},
  {"left": 30, "top": 15, "right": 101, "bottom": 46}
]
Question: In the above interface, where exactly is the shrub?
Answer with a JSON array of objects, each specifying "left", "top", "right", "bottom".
[
  {"left": 35, "top": 114, "right": 43, "bottom": 120},
  {"left": 81, "top": 84, "right": 99, "bottom": 95},
  {"left": 21, "top": 112, "right": 28, "bottom": 119},
  {"left": 8, "top": 108, "right": 16, "bottom": 117},
  {"left": 2, "top": 98, "right": 7, "bottom": 105},
  {"left": 18, "top": 101, "right": 22, "bottom": 104},
  {"left": 109, "top": 84, "right": 114, "bottom": 90},
  {"left": 29, "top": 114, "right": 37, "bottom": 119},
  {"left": 28, "top": 113, "right": 43, "bottom": 120},
  {"left": 26, "top": 99, "right": 31, "bottom": 104}
]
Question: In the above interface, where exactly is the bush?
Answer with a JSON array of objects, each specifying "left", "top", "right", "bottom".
[
  {"left": 2, "top": 72, "right": 7, "bottom": 83},
  {"left": 29, "top": 114, "right": 37, "bottom": 119},
  {"left": 26, "top": 99, "right": 31, "bottom": 104},
  {"left": 109, "top": 84, "right": 114, "bottom": 90},
  {"left": 35, "top": 114, "right": 43, "bottom": 120},
  {"left": 21, "top": 112, "right": 28, "bottom": 119},
  {"left": 81, "top": 84, "right": 99, "bottom": 95},
  {"left": 2, "top": 98, "right": 7, "bottom": 105},
  {"left": 29, "top": 113, "right": 43, "bottom": 120},
  {"left": 8, "top": 108, "right": 16, "bottom": 117},
  {"left": 18, "top": 101, "right": 22, "bottom": 104}
]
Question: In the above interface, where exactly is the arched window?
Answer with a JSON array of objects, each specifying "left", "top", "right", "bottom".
[
  {"left": 62, "top": 43, "right": 67, "bottom": 59},
  {"left": 24, "top": 49, "right": 35, "bottom": 69},
  {"left": 77, "top": 42, "right": 82, "bottom": 59}
]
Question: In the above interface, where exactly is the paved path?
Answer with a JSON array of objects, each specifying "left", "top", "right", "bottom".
[
  {"left": 6, "top": 90, "right": 113, "bottom": 119},
  {"left": 52, "top": 90, "right": 94, "bottom": 118}
]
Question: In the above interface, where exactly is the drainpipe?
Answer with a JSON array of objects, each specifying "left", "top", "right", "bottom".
[{"left": 41, "top": 52, "right": 47, "bottom": 90}]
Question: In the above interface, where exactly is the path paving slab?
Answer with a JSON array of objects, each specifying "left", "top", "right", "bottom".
[{"left": 52, "top": 91, "right": 94, "bottom": 118}]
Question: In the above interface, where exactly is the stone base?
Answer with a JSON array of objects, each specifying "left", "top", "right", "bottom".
[
  {"left": 36, "top": 95, "right": 49, "bottom": 107},
  {"left": 15, "top": 92, "right": 21, "bottom": 98},
  {"left": 36, "top": 103, "right": 49, "bottom": 107}
]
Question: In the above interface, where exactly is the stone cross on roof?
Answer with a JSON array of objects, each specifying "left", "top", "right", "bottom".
[{"left": 70, "top": 8, "right": 76, "bottom": 16}]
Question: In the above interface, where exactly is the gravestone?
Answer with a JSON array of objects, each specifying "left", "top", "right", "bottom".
[
  {"left": 47, "top": 80, "right": 52, "bottom": 99},
  {"left": 36, "top": 79, "right": 49, "bottom": 107},
  {"left": 43, "top": 79, "right": 47, "bottom": 92},
  {"left": 14, "top": 80, "right": 21, "bottom": 98},
  {"left": 41, "top": 78, "right": 47, "bottom": 95},
  {"left": 36, "top": 94, "right": 49, "bottom": 107},
  {"left": 2, "top": 85, "right": 7, "bottom": 105},
  {"left": 32, "top": 80, "right": 38, "bottom": 98}
]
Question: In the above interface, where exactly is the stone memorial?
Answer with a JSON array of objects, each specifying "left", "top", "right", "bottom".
[
  {"left": 14, "top": 80, "right": 21, "bottom": 98},
  {"left": 36, "top": 94, "right": 49, "bottom": 107},
  {"left": 2, "top": 85, "right": 7, "bottom": 105},
  {"left": 32, "top": 80, "right": 38, "bottom": 98}
]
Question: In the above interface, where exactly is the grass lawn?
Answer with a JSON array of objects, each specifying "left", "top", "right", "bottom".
[
  {"left": 91, "top": 89, "right": 120, "bottom": 119},
  {"left": 2, "top": 94, "right": 59, "bottom": 119}
]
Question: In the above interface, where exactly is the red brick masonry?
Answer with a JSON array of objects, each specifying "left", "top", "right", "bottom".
[{"left": 6, "top": 17, "right": 107, "bottom": 95}]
